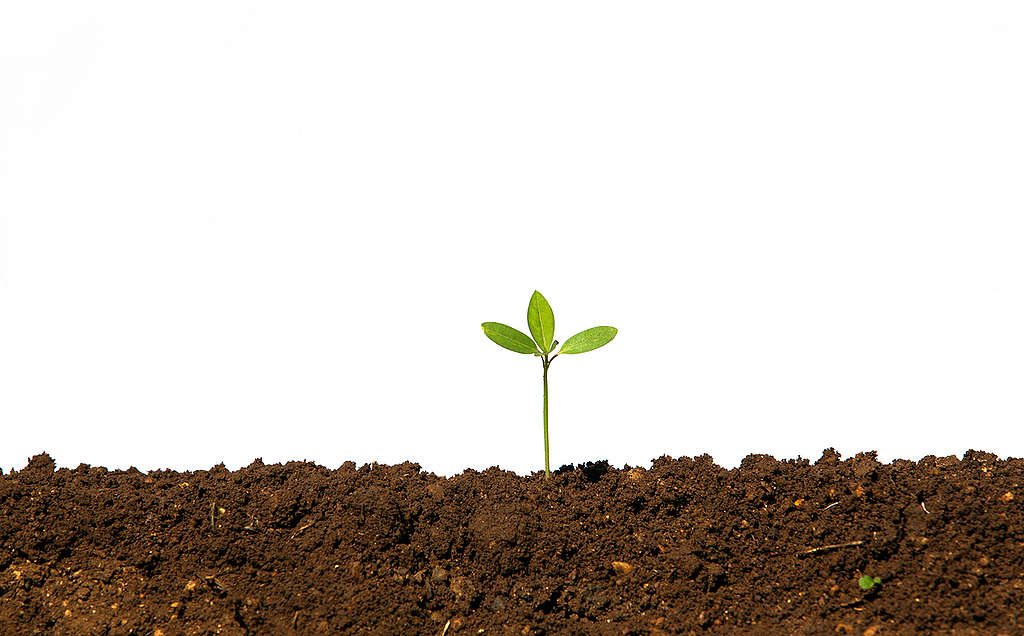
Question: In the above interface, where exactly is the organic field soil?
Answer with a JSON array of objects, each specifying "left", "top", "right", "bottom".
[{"left": 1, "top": 450, "right": 1022, "bottom": 635}]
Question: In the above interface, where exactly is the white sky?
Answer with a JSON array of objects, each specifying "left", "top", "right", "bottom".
[{"left": 2, "top": 2, "right": 1023, "bottom": 476}]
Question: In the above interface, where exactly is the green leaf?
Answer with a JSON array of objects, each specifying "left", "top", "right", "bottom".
[
  {"left": 481, "top": 322, "right": 540, "bottom": 354},
  {"left": 858, "top": 575, "right": 881, "bottom": 590},
  {"left": 526, "top": 291, "right": 555, "bottom": 353},
  {"left": 558, "top": 326, "right": 617, "bottom": 354}
]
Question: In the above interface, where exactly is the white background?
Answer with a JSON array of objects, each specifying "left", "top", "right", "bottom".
[{"left": 2, "top": 2, "right": 1022, "bottom": 476}]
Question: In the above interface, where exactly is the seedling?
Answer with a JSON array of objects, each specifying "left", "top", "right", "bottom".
[
  {"left": 858, "top": 575, "right": 881, "bottom": 591},
  {"left": 482, "top": 291, "right": 617, "bottom": 479}
]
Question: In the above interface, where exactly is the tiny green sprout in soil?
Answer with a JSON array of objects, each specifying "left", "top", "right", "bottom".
[
  {"left": 482, "top": 290, "right": 617, "bottom": 479},
  {"left": 859, "top": 575, "right": 882, "bottom": 591}
]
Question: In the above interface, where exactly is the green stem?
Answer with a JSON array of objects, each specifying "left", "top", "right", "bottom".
[{"left": 542, "top": 357, "right": 550, "bottom": 479}]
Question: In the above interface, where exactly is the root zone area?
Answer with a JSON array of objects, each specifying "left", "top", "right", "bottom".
[{"left": 1, "top": 449, "right": 1022, "bottom": 634}]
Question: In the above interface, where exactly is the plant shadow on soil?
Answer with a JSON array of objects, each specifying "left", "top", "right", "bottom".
[{"left": 1, "top": 449, "right": 1021, "bottom": 635}]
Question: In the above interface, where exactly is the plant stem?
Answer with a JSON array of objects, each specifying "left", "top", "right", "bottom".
[{"left": 542, "top": 356, "right": 550, "bottom": 479}]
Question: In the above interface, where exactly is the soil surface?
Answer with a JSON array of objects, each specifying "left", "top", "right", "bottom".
[{"left": 1, "top": 450, "right": 1022, "bottom": 635}]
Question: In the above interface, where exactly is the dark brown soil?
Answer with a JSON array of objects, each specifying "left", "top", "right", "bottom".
[{"left": 1, "top": 450, "right": 1022, "bottom": 635}]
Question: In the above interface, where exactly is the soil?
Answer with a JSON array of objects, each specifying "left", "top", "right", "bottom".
[{"left": 1, "top": 450, "right": 1022, "bottom": 635}]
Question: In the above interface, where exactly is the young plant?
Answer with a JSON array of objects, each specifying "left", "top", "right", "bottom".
[
  {"left": 482, "top": 291, "right": 617, "bottom": 479},
  {"left": 858, "top": 575, "right": 882, "bottom": 591}
]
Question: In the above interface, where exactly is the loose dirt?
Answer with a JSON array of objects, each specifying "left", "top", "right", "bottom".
[{"left": 1, "top": 450, "right": 1021, "bottom": 634}]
